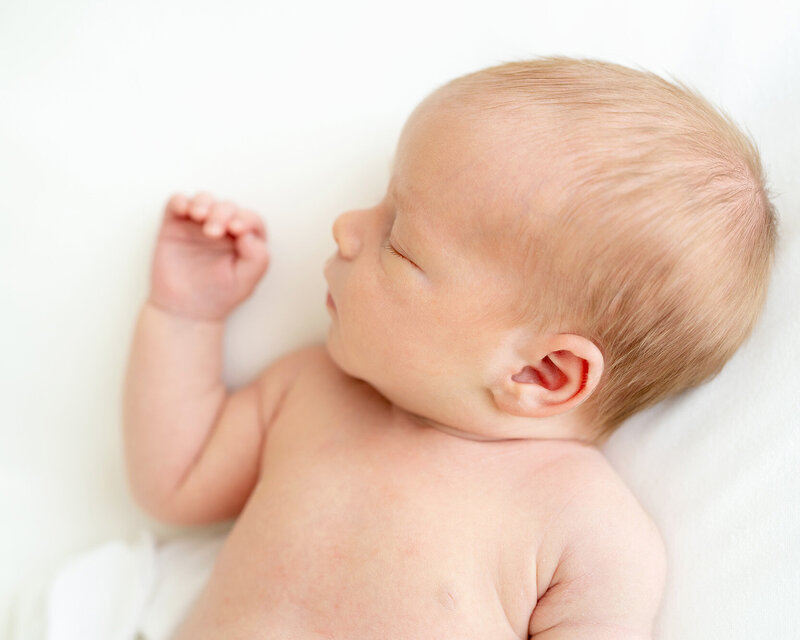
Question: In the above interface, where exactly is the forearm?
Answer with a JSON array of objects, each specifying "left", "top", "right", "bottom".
[{"left": 122, "top": 300, "right": 228, "bottom": 512}]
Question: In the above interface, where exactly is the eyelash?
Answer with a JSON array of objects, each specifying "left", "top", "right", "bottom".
[{"left": 382, "top": 237, "right": 415, "bottom": 266}]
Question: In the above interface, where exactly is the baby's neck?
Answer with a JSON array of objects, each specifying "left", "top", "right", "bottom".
[{"left": 389, "top": 403, "right": 599, "bottom": 447}]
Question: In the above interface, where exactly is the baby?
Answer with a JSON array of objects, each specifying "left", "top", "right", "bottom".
[{"left": 123, "top": 57, "right": 777, "bottom": 639}]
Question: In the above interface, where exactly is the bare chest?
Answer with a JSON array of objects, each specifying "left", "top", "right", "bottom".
[{"left": 175, "top": 370, "right": 573, "bottom": 639}]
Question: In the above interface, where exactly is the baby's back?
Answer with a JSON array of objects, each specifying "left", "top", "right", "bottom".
[{"left": 173, "top": 346, "right": 615, "bottom": 639}]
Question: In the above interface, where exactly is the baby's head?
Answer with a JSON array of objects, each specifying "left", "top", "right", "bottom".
[{"left": 324, "top": 56, "right": 777, "bottom": 445}]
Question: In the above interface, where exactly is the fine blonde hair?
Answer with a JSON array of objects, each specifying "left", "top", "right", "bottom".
[{"left": 444, "top": 57, "right": 778, "bottom": 440}]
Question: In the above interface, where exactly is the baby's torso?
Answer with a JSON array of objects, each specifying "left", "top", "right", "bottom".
[{"left": 174, "top": 348, "right": 602, "bottom": 639}]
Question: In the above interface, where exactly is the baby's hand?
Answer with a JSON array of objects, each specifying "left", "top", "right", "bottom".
[{"left": 148, "top": 192, "right": 270, "bottom": 321}]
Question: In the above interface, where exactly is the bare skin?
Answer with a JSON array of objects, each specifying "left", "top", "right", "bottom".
[
  {"left": 124, "top": 93, "right": 666, "bottom": 639},
  {"left": 171, "top": 345, "right": 630, "bottom": 639}
]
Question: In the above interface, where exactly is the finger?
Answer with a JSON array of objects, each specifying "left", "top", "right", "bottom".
[
  {"left": 202, "top": 200, "right": 237, "bottom": 238},
  {"left": 228, "top": 209, "right": 267, "bottom": 240},
  {"left": 188, "top": 191, "right": 214, "bottom": 222},
  {"left": 235, "top": 234, "right": 270, "bottom": 285},
  {"left": 166, "top": 193, "right": 190, "bottom": 218},
  {"left": 235, "top": 232, "right": 270, "bottom": 276}
]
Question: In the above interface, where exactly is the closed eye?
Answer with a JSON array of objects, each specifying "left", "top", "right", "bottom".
[{"left": 382, "top": 237, "right": 420, "bottom": 270}]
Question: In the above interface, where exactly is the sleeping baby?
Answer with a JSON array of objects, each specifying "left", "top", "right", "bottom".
[{"left": 123, "top": 57, "right": 777, "bottom": 639}]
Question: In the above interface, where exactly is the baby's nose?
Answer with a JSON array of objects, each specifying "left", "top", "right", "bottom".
[{"left": 332, "top": 211, "right": 363, "bottom": 260}]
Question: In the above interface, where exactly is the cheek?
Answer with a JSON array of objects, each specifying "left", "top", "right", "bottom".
[
  {"left": 345, "top": 267, "right": 421, "bottom": 352},
  {"left": 340, "top": 267, "right": 391, "bottom": 343}
]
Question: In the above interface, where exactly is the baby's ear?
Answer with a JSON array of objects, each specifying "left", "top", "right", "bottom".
[{"left": 489, "top": 334, "right": 603, "bottom": 419}]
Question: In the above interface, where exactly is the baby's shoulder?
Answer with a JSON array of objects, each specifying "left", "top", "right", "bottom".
[
  {"left": 532, "top": 446, "right": 665, "bottom": 593},
  {"left": 269, "top": 343, "right": 386, "bottom": 413},
  {"left": 285, "top": 343, "right": 370, "bottom": 392},
  {"left": 266, "top": 343, "right": 344, "bottom": 390},
  {"left": 545, "top": 447, "right": 660, "bottom": 541},
  {"left": 530, "top": 450, "right": 667, "bottom": 635}
]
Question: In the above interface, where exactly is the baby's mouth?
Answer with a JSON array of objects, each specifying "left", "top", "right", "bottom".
[{"left": 326, "top": 291, "right": 336, "bottom": 311}]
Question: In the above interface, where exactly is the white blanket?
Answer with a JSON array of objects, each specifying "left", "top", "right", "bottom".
[{"left": 10, "top": 530, "right": 225, "bottom": 640}]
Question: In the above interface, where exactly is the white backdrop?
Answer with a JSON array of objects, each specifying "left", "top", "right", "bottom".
[{"left": 1, "top": 1, "right": 798, "bottom": 637}]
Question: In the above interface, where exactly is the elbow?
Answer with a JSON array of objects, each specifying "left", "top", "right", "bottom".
[
  {"left": 126, "top": 470, "right": 235, "bottom": 526},
  {"left": 128, "top": 483, "right": 215, "bottom": 526},
  {"left": 124, "top": 464, "right": 194, "bottom": 525}
]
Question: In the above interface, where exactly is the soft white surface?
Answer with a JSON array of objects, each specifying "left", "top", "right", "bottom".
[
  {"left": 1, "top": 0, "right": 798, "bottom": 637},
  {"left": 10, "top": 528, "right": 226, "bottom": 640}
]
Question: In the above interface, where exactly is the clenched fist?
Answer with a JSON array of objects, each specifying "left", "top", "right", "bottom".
[{"left": 148, "top": 191, "right": 270, "bottom": 321}]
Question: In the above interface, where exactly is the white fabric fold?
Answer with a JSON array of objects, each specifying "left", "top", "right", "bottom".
[{"left": 9, "top": 530, "right": 224, "bottom": 640}]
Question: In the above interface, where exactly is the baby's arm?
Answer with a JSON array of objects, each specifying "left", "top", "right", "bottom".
[
  {"left": 529, "top": 482, "right": 667, "bottom": 639},
  {"left": 123, "top": 192, "right": 278, "bottom": 525}
]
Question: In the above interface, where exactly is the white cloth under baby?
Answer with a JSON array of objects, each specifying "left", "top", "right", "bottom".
[{"left": 9, "top": 529, "right": 225, "bottom": 640}]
